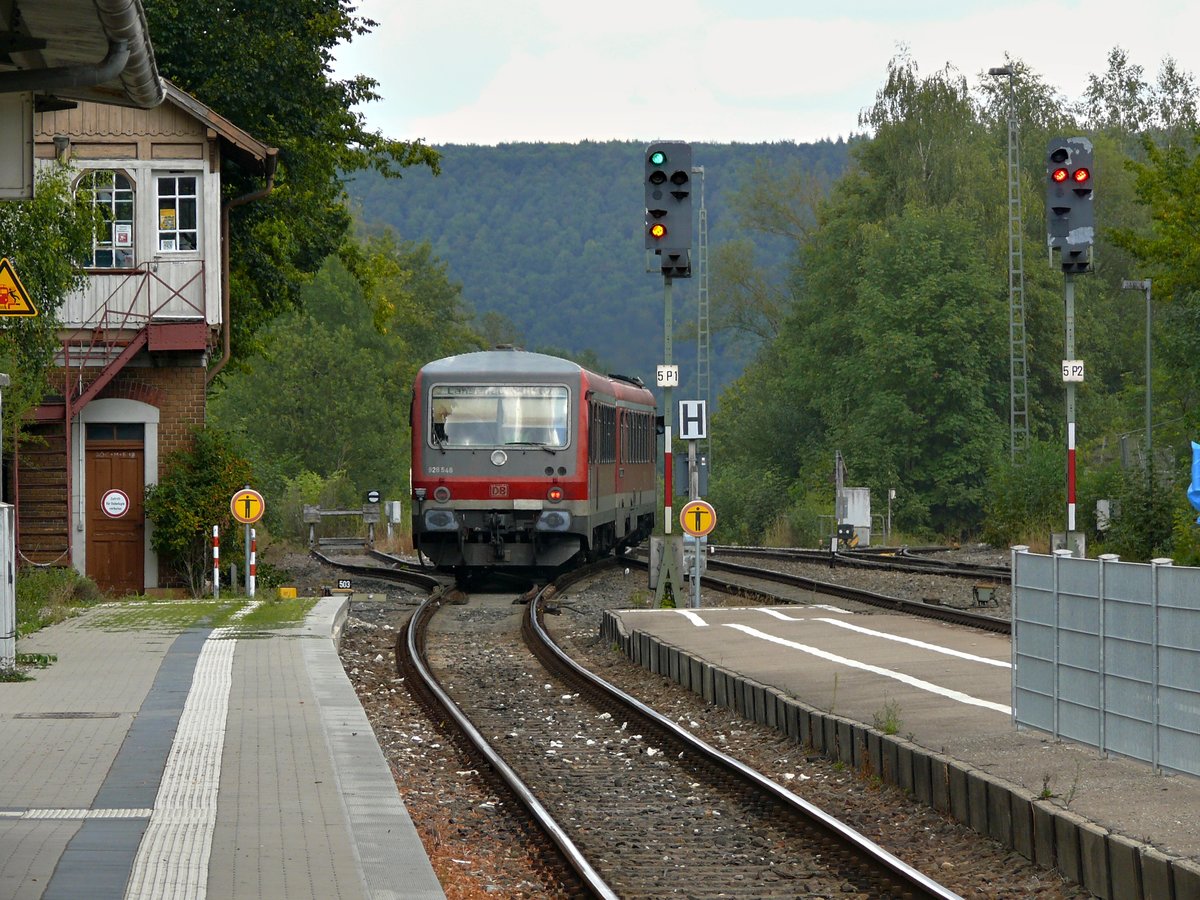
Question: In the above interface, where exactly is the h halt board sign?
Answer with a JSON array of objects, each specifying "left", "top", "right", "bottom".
[{"left": 678, "top": 400, "right": 707, "bottom": 440}]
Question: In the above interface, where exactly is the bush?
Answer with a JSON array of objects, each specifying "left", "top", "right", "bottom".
[
  {"left": 982, "top": 441, "right": 1063, "bottom": 547},
  {"left": 145, "top": 426, "right": 254, "bottom": 596},
  {"left": 1094, "top": 462, "right": 1176, "bottom": 562},
  {"left": 16, "top": 565, "right": 102, "bottom": 635}
]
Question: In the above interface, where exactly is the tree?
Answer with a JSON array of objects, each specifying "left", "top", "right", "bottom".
[
  {"left": 209, "top": 236, "right": 482, "bottom": 517},
  {"left": 1082, "top": 47, "right": 1153, "bottom": 133},
  {"left": 0, "top": 165, "right": 99, "bottom": 447},
  {"left": 143, "top": 0, "right": 440, "bottom": 357},
  {"left": 144, "top": 427, "right": 254, "bottom": 595}
]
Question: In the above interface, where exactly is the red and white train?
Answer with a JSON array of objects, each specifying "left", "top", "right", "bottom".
[{"left": 410, "top": 349, "right": 657, "bottom": 577}]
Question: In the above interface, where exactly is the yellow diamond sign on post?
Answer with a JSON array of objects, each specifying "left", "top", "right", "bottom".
[{"left": 0, "top": 258, "right": 38, "bottom": 316}]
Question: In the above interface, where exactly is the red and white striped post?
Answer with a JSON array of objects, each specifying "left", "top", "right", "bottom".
[
  {"left": 663, "top": 425, "right": 673, "bottom": 534},
  {"left": 213, "top": 526, "right": 220, "bottom": 600},
  {"left": 1064, "top": 273, "right": 1078, "bottom": 550},
  {"left": 1067, "top": 422, "right": 1076, "bottom": 531},
  {"left": 249, "top": 528, "right": 257, "bottom": 598}
]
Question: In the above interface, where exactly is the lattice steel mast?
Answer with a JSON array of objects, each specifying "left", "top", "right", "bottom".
[{"left": 991, "top": 65, "right": 1030, "bottom": 461}]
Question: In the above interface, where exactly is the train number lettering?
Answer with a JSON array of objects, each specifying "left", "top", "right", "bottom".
[
  {"left": 490, "top": 483, "right": 509, "bottom": 498},
  {"left": 426, "top": 466, "right": 454, "bottom": 475}
]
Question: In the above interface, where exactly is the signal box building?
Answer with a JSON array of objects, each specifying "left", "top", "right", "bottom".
[{"left": 16, "top": 82, "right": 275, "bottom": 594}]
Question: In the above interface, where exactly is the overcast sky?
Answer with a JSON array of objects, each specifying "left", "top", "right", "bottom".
[{"left": 332, "top": 1, "right": 1200, "bottom": 146}]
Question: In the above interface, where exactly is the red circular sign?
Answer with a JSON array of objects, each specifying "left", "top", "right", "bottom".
[{"left": 102, "top": 489, "right": 130, "bottom": 518}]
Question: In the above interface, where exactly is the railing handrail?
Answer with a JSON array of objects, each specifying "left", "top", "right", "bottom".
[{"left": 59, "top": 261, "right": 208, "bottom": 376}]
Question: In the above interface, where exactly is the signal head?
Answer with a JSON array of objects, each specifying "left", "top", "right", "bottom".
[
  {"left": 643, "top": 141, "right": 693, "bottom": 263},
  {"left": 1045, "top": 136, "right": 1095, "bottom": 272}
]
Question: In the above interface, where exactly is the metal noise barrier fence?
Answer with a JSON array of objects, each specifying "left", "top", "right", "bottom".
[{"left": 1012, "top": 547, "right": 1200, "bottom": 777}]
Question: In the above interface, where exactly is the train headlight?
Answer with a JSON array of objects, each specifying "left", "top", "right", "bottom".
[
  {"left": 536, "top": 510, "right": 571, "bottom": 532},
  {"left": 423, "top": 509, "right": 459, "bottom": 531},
  {"left": 546, "top": 485, "right": 564, "bottom": 503},
  {"left": 490, "top": 449, "right": 508, "bottom": 467},
  {"left": 433, "top": 485, "right": 451, "bottom": 502}
]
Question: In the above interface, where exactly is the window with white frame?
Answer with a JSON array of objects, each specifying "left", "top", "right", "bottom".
[
  {"left": 156, "top": 174, "right": 198, "bottom": 252},
  {"left": 80, "top": 170, "right": 135, "bottom": 269}
]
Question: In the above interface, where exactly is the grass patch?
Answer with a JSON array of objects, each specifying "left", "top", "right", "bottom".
[
  {"left": 236, "top": 597, "right": 317, "bottom": 630},
  {"left": 86, "top": 600, "right": 249, "bottom": 631},
  {"left": 85, "top": 595, "right": 318, "bottom": 633},
  {"left": 872, "top": 696, "right": 903, "bottom": 735},
  {"left": 16, "top": 652, "right": 56, "bottom": 668},
  {"left": 16, "top": 566, "right": 103, "bottom": 636}
]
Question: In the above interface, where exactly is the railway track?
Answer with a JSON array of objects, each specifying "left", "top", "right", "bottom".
[
  {"left": 327, "top": 554, "right": 960, "bottom": 898},
  {"left": 711, "top": 545, "right": 1011, "bottom": 583},
  {"left": 696, "top": 557, "right": 1010, "bottom": 634}
]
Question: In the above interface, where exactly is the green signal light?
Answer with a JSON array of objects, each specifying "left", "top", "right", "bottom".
[{"left": 649, "top": 150, "right": 666, "bottom": 166}]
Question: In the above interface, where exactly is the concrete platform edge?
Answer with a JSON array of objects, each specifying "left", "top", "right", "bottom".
[
  {"left": 601, "top": 612, "right": 1186, "bottom": 900},
  {"left": 305, "top": 596, "right": 446, "bottom": 900}
]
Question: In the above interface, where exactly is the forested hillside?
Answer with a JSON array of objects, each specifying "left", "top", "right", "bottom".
[
  {"left": 345, "top": 140, "right": 851, "bottom": 393},
  {"left": 204, "top": 34, "right": 1200, "bottom": 562}
]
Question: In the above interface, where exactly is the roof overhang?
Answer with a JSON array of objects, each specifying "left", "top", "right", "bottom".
[
  {"left": 164, "top": 81, "right": 277, "bottom": 175},
  {"left": 0, "top": 0, "right": 163, "bottom": 109}
]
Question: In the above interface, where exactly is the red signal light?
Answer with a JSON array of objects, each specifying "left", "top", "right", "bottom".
[
  {"left": 1073, "top": 167, "right": 1090, "bottom": 183},
  {"left": 1052, "top": 168, "right": 1069, "bottom": 183},
  {"left": 547, "top": 486, "right": 564, "bottom": 503},
  {"left": 649, "top": 223, "right": 667, "bottom": 240}
]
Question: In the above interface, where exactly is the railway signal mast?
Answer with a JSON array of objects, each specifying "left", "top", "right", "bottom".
[
  {"left": 1046, "top": 136, "right": 1094, "bottom": 556},
  {"left": 645, "top": 141, "right": 693, "bottom": 604}
]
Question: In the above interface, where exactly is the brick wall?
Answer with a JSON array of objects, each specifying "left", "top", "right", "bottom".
[{"left": 56, "top": 364, "right": 208, "bottom": 474}]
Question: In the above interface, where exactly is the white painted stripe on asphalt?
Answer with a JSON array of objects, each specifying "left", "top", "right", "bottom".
[
  {"left": 756, "top": 606, "right": 853, "bottom": 621},
  {"left": 722, "top": 623, "right": 1011, "bottom": 715},
  {"left": 124, "top": 628, "right": 237, "bottom": 900},
  {"left": 814, "top": 618, "right": 1012, "bottom": 668},
  {"left": 673, "top": 609, "right": 709, "bottom": 626},
  {"left": 757, "top": 608, "right": 811, "bottom": 621}
]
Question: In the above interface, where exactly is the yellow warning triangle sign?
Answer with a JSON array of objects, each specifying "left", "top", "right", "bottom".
[{"left": 0, "top": 257, "right": 38, "bottom": 317}]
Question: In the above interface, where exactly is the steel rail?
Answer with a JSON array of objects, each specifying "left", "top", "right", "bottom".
[
  {"left": 403, "top": 590, "right": 619, "bottom": 900},
  {"left": 526, "top": 582, "right": 963, "bottom": 899},
  {"left": 711, "top": 544, "right": 1011, "bottom": 582},
  {"left": 625, "top": 555, "right": 1011, "bottom": 635}
]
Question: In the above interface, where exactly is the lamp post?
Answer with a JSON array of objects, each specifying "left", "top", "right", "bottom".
[{"left": 1121, "top": 279, "right": 1152, "bottom": 462}]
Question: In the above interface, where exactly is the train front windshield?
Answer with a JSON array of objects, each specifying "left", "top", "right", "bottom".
[{"left": 430, "top": 384, "right": 570, "bottom": 449}]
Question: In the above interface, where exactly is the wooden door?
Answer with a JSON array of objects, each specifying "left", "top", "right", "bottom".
[{"left": 86, "top": 425, "right": 145, "bottom": 594}]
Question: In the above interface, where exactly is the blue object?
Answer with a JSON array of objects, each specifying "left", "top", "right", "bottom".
[{"left": 1189, "top": 441, "right": 1200, "bottom": 523}]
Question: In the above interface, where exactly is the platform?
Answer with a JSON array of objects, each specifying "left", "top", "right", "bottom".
[
  {"left": 0, "top": 596, "right": 444, "bottom": 900},
  {"left": 602, "top": 603, "right": 1200, "bottom": 900}
]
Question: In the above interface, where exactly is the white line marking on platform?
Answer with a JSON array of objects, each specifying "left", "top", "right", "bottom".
[
  {"left": 673, "top": 609, "right": 709, "bottom": 626},
  {"left": 757, "top": 609, "right": 811, "bottom": 621},
  {"left": 756, "top": 606, "right": 853, "bottom": 621},
  {"left": 723, "top": 623, "right": 1011, "bottom": 715},
  {"left": 124, "top": 627, "right": 238, "bottom": 900},
  {"left": 814, "top": 618, "right": 1011, "bottom": 668},
  {"left": 20, "top": 808, "right": 153, "bottom": 819}
]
